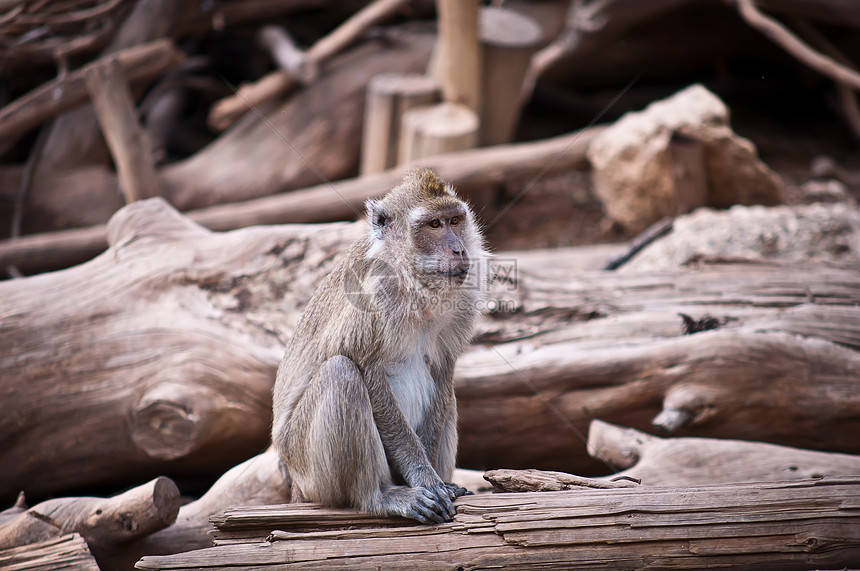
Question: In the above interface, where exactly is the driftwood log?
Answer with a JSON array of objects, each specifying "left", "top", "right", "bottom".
[
  {"left": 3, "top": 198, "right": 860, "bottom": 503},
  {"left": 136, "top": 477, "right": 860, "bottom": 570},
  {"left": 0, "top": 199, "right": 356, "bottom": 501}
]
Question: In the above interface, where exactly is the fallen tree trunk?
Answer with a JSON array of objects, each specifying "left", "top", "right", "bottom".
[
  {"left": 0, "top": 198, "right": 359, "bottom": 501},
  {"left": 136, "top": 477, "right": 860, "bottom": 570},
  {"left": 0, "top": 124, "right": 602, "bottom": 273},
  {"left": 2, "top": 199, "right": 860, "bottom": 501}
]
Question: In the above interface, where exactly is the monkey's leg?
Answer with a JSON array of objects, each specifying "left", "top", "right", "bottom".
[{"left": 293, "top": 356, "right": 453, "bottom": 524}]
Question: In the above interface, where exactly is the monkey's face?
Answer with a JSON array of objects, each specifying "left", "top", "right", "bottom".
[{"left": 410, "top": 204, "right": 473, "bottom": 291}]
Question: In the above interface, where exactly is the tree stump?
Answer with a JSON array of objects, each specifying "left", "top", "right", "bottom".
[
  {"left": 397, "top": 102, "right": 479, "bottom": 163},
  {"left": 359, "top": 73, "right": 440, "bottom": 174}
]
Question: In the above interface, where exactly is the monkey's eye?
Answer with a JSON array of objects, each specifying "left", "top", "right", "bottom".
[
  {"left": 428, "top": 219, "right": 441, "bottom": 228},
  {"left": 450, "top": 216, "right": 460, "bottom": 226}
]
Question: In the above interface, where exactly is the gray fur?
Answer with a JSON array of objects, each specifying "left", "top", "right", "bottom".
[{"left": 272, "top": 169, "right": 487, "bottom": 524}]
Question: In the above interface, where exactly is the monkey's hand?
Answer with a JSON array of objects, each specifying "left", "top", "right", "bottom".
[
  {"left": 382, "top": 486, "right": 454, "bottom": 524},
  {"left": 444, "top": 482, "right": 473, "bottom": 498},
  {"left": 405, "top": 466, "right": 457, "bottom": 522}
]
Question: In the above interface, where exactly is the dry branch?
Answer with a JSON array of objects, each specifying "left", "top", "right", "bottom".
[
  {"left": 735, "top": 0, "right": 860, "bottom": 90},
  {"left": 484, "top": 469, "right": 638, "bottom": 492},
  {"left": 0, "top": 39, "right": 183, "bottom": 144},
  {"left": 37, "top": 0, "right": 195, "bottom": 171},
  {"left": 258, "top": 25, "right": 317, "bottom": 84},
  {"left": 136, "top": 477, "right": 860, "bottom": 570},
  {"left": 86, "top": 56, "right": 161, "bottom": 202},
  {"left": 0, "top": 124, "right": 603, "bottom": 273},
  {"left": 208, "top": 0, "right": 409, "bottom": 131},
  {"left": 15, "top": 27, "right": 436, "bottom": 233}
]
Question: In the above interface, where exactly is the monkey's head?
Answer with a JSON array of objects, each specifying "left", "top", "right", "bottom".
[{"left": 365, "top": 168, "right": 486, "bottom": 293}]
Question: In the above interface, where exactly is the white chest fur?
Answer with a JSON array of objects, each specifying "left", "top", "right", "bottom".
[{"left": 387, "top": 334, "right": 437, "bottom": 431}]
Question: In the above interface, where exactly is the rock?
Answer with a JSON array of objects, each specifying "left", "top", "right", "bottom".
[
  {"left": 622, "top": 202, "right": 860, "bottom": 271},
  {"left": 587, "top": 84, "right": 783, "bottom": 233}
]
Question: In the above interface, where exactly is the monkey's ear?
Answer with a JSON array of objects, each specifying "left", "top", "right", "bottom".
[{"left": 366, "top": 200, "right": 390, "bottom": 241}]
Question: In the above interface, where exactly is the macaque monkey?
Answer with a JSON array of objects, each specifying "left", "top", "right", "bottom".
[{"left": 272, "top": 168, "right": 487, "bottom": 524}]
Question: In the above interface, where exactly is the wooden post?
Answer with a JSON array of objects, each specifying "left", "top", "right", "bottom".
[
  {"left": 85, "top": 57, "right": 161, "bottom": 202},
  {"left": 397, "top": 102, "right": 479, "bottom": 164},
  {"left": 360, "top": 73, "right": 440, "bottom": 175},
  {"left": 434, "top": 0, "right": 482, "bottom": 114},
  {"left": 479, "top": 6, "right": 543, "bottom": 145}
]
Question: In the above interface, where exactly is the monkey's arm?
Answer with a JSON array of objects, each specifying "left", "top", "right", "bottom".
[{"left": 362, "top": 367, "right": 456, "bottom": 515}]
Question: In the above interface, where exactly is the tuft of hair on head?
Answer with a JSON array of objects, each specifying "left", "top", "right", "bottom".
[{"left": 407, "top": 167, "right": 450, "bottom": 199}]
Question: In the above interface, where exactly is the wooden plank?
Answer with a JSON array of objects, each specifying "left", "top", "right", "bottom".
[{"left": 136, "top": 477, "right": 860, "bottom": 570}]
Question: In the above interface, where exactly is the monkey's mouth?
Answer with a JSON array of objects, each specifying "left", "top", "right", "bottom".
[{"left": 437, "top": 267, "right": 469, "bottom": 279}]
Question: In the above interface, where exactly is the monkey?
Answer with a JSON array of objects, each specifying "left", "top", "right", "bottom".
[{"left": 272, "top": 168, "right": 488, "bottom": 524}]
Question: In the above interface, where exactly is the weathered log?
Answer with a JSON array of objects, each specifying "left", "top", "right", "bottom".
[
  {"left": 0, "top": 477, "right": 179, "bottom": 567},
  {"left": 136, "top": 477, "right": 860, "bottom": 570},
  {"left": 586, "top": 419, "right": 860, "bottom": 486},
  {"left": 0, "top": 198, "right": 358, "bottom": 501},
  {"left": 157, "top": 27, "right": 435, "bottom": 211},
  {"left": 3, "top": 199, "right": 860, "bottom": 500},
  {"left": 0, "top": 124, "right": 603, "bottom": 273},
  {"left": 0, "top": 533, "right": 99, "bottom": 571}
]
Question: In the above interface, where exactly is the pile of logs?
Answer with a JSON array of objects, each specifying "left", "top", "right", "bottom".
[{"left": 3, "top": 0, "right": 860, "bottom": 569}]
